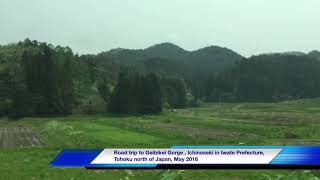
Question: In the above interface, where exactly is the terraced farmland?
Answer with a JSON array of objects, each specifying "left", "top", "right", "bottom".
[
  {"left": 0, "top": 127, "right": 44, "bottom": 148},
  {"left": 1, "top": 99, "right": 320, "bottom": 179}
]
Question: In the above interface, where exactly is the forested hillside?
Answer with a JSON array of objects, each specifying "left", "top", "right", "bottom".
[
  {"left": 308, "top": 50, "right": 320, "bottom": 60},
  {"left": 0, "top": 39, "right": 188, "bottom": 118},
  {"left": 98, "top": 43, "right": 242, "bottom": 78},
  {"left": 1, "top": 39, "right": 320, "bottom": 118},
  {"left": 199, "top": 54, "right": 320, "bottom": 102},
  {"left": 0, "top": 39, "right": 86, "bottom": 118}
]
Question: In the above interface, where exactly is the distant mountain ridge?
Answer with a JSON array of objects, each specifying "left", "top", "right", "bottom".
[
  {"left": 98, "top": 43, "right": 244, "bottom": 78},
  {"left": 308, "top": 50, "right": 320, "bottom": 60},
  {"left": 100, "top": 42, "right": 187, "bottom": 64},
  {"left": 101, "top": 42, "right": 242, "bottom": 61},
  {"left": 144, "top": 43, "right": 188, "bottom": 59},
  {"left": 184, "top": 45, "right": 243, "bottom": 74},
  {"left": 98, "top": 43, "right": 320, "bottom": 78},
  {"left": 260, "top": 50, "right": 320, "bottom": 59}
]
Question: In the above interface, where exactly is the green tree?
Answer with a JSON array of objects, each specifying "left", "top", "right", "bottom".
[
  {"left": 96, "top": 74, "right": 113, "bottom": 106},
  {"left": 109, "top": 71, "right": 162, "bottom": 114}
]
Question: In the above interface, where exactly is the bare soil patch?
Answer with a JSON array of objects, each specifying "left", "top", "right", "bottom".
[{"left": 0, "top": 127, "right": 45, "bottom": 148}]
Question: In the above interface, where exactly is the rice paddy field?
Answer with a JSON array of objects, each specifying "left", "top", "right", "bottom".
[{"left": 1, "top": 99, "right": 320, "bottom": 179}]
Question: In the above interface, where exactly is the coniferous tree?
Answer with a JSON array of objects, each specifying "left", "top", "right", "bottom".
[
  {"left": 160, "top": 77, "right": 187, "bottom": 108},
  {"left": 109, "top": 71, "right": 162, "bottom": 114},
  {"left": 200, "top": 54, "right": 320, "bottom": 102},
  {"left": 110, "top": 71, "right": 131, "bottom": 113},
  {"left": 142, "top": 73, "right": 162, "bottom": 113}
]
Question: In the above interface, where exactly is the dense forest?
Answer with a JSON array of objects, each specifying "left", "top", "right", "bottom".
[
  {"left": 200, "top": 55, "right": 320, "bottom": 102},
  {"left": 0, "top": 39, "right": 320, "bottom": 118}
]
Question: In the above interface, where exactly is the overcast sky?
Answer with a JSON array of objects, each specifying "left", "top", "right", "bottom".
[{"left": 0, "top": 0, "right": 319, "bottom": 57}]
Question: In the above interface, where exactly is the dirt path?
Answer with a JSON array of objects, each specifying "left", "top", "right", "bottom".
[
  {"left": 151, "top": 123, "right": 258, "bottom": 139},
  {"left": 280, "top": 139, "right": 320, "bottom": 145},
  {"left": 0, "top": 127, "right": 45, "bottom": 149}
]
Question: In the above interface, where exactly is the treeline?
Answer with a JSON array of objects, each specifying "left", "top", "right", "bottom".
[
  {"left": 0, "top": 39, "right": 77, "bottom": 118},
  {"left": 0, "top": 39, "right": 188, "bottom": 118},
  {"left": 2, "top": 39, "right": 320, "bottom": 118},
  {"left": 160, "top": 77, "right": 187, "bottom": 108},
  {"left": 197, "top": 54, "right": 320, "bottom": 102},
  {"left": 97, "top": 69, "right": 187, "bottom": 114},
  {"left": 108, "top": 71, "right": 162, "bottom": 114}
]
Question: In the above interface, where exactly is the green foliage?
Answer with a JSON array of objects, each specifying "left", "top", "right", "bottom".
[
  {"left": 183, "top": 46, "right": 243, "bottom": 81},
  {"left": 21, "top": 41, "right": 75, "bottom": 115},
  {"left": 2, "top": 39, "right": 320, "bottom": 117},
  {"left": 97, "top": 43, "right": 242, "bottom": 87},
  {"left": 0, "top": 62, "right": 35, "bottom": 118},
  {"left": 110, "top": 71, "right": 162, "bottom": 114},
  {"left": 0, "top": 66, "right": 11, "bottom": 116},
  {"left": 7, "top": 76, "right": 29, "bottom": 119},
  {"left": 0, "top": 39, "right": 78, "bottom": 117},
  {"left": 96, "top": 74, "right": 113, "bottom": 105},
  {"left": 161, "top": 77, "right": 187, "bottom": 108},
  {"left": 202, "top": 54, "right": 320, "bottom": 102}
]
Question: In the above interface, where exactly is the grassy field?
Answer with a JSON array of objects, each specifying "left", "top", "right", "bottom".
[{"left": 1, "top": 99, "right": 320, "bottom": 179}]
